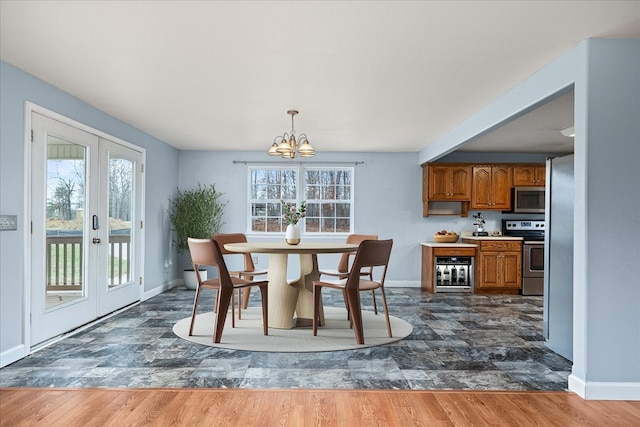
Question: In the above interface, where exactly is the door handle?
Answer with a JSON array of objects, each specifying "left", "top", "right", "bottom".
[
  {"left": 92, "top": 238, "right": 101, "bottom": 244},
  {"left": 92, "top": 215, "right": 99, "bottom": 230}
]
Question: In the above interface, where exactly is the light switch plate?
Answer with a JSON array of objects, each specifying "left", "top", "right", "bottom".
[{"left": 0, "top": 215, "right": 18, "bottom": 230}]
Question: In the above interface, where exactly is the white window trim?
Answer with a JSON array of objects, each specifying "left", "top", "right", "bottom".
[{"left": 247, "top": 165, "right": 355, "bottom": 236}]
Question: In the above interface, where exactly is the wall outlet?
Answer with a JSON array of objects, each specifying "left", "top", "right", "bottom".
[
  {"left": 0, "top": 215, "right": 17, "bottom": 231},
  {"left": 253, "top": 256, "right": 258, "bottom": 264}
]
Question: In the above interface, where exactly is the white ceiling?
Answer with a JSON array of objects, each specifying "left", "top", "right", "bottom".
[{"left": 1, "top": 1, "right": 639, "bottom": 154}]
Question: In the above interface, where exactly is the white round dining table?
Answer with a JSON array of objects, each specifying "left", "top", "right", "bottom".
[{"left": 223, "top": 241, "right": 359, "bottom": 329}]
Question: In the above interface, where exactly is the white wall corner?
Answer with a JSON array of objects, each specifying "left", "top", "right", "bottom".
[
  {"left": 0, "top": 344, "right": 27, "bottom": 369},
  {"left": 568, "top": 374, "right": 587, "bottom": 398},
  {"left": 569, "top": 374, "right": 640, "bottom": 400}
]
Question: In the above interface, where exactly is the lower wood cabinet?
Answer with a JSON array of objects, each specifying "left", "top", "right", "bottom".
[{"left": 464, "top": 239, "right": 522, "bottom": 294}]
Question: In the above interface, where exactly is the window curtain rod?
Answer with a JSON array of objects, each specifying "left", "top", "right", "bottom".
[{"left": 233, "top": 160, "right": 365, "bottom": 166}]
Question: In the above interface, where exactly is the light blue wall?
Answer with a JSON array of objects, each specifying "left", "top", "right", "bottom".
[
  {"left": 0, "top": 61, "right": 179, "bottom": 365},
  {"left": 178, "top": 150, "right": 454, "bottom": 283},
  {"left": 440, "top": 152, "right": 551, "bottom": 163},
  {"left": 177, "top": 150, "right": 542, "bottom": 282},
  {"left": 576, "top": 39, "right": 640, "bottom": 390}
]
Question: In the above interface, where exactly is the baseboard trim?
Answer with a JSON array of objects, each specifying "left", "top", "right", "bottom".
[
  {"left": 142, "top": 279, "right": 182, "bottom": 301},
  {"left": 569, "top": 374, "right": 640, "bottom": 400},
  {"left": 0, "top": 344, "right": 27, "bottom": 368},
  {"left": 385, "top": 280, "right": 420, "bottom": 288}
]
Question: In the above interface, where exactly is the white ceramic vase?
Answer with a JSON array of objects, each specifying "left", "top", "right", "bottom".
[{"left": 285, "top": 224, "right": 301, "bottom": 245}]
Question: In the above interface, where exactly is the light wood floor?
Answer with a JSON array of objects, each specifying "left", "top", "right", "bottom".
[{"left": 1, "top": 388, "right": 639, "bottom": 426}]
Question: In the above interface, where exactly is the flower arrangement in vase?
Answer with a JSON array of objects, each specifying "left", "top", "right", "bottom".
[{"left": 281, "top": 199, "right": 306, "bottom": 245}]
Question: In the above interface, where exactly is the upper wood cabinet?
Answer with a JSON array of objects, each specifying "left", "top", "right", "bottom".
[
  {"left": 471, "top": 165, "right": 512, "bottom": 210},
  {"left": 427, "top": 164, "right": 472, "bottom": 200},
  {"left": 513, "top": 165, "right": 546, "bottom": 187},
  {"left": 422, "top": 164, "right": 471, "bottom": 217},
  {"left": 421, "top": 162, "right": 545, "bottom": 216}
]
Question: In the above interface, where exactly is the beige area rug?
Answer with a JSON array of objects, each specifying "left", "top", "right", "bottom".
[{"left": 173, "top": 307, "right": 413, "bottom": 352}]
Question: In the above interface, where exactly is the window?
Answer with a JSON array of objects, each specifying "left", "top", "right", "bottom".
[{"left": 249, "top": 166, "right": 354, "bottom": 234}]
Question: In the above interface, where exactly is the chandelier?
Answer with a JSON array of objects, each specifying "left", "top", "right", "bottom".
[{"left": 268, "top": 110, "right": 315, "bottom": 158}]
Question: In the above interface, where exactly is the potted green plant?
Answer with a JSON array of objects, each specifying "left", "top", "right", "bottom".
[{"left": 168, "top": 182, "right": 227, "bottom": 289}]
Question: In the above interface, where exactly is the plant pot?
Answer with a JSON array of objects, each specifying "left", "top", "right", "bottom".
[
  {"left": 285, "top": 224, "right": 300, "bottom": 245},
  {"left": 183, "top": 269, "right": 207, "bottom": 290}
]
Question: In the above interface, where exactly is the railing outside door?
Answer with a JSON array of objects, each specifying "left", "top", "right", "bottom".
[{"left": 46, "top": 232, "right": 131, "bottom": 291}]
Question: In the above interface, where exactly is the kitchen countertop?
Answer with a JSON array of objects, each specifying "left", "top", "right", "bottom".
[
  {"left": 421, "top": 242, "right": 477, "bottom": 248},
  {"left": 460, "top": 235, "right": 523, "bottom": 241}
]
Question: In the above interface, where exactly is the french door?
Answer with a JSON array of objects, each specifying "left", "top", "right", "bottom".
[{"left": 30, "top": 112, "right": 143, "bottom": 346}]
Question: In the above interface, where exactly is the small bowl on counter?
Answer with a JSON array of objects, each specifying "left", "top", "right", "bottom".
[{"left": 433, "top": 233, "right": 459, "bottom": 243}]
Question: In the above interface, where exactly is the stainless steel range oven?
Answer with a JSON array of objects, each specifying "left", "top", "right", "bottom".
[{"left": 502, "top": 220, "right": 545, "bottom": 295}]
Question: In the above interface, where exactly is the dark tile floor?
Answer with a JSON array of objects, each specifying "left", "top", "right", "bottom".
[{"left": 0, "top": 287, "right": 571, "bottom": 390}]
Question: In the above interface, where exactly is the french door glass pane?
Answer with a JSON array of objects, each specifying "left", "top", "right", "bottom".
[
  {"left": 107, "top": 154, "right": 134, "bottom": 288},
  {"left": 46, "top": 138, "right": 86, "bottom": 309}
]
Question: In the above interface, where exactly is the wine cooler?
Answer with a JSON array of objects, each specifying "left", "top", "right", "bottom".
[{"left": 434, "top": 256, "right": 473, "bottom": 292}]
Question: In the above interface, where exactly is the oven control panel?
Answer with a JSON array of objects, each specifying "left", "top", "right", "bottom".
[{"left": 503, "top": 220, "right": 545, "bottom": 231}]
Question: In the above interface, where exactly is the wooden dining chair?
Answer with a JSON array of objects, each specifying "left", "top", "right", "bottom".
[
  {"left": 319, "top": 234, "right": 379, "bottom": 313},
  {"left": 214, "top": 233, "right": 268, "bottom": 318},
  {"left": 187, "top": 238, "right": 268, "bottom": 343},
  {"left": 312, "top": 239, "right": 393, "bottom": 345}
]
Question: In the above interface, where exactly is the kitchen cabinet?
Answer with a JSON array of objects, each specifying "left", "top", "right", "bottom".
[
  {"left": 427, "top": 164, "right": 472, "bottom": 200},
  {"left": 422, "top": 164, "right": 470, "bottom": 217},
  {"left": 513, "top": 164, "right": 546, "bottom": 186},
  {"left": 466, "top": 239, "right": 522, "bottom": 294},
  {"left": 471, "top": 165, "right": 512, "bottom": 210}
]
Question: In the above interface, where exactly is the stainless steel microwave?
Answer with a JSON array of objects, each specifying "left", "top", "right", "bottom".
[{"left": 510, "top": 187, "right": 545, "bottom": 213}]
